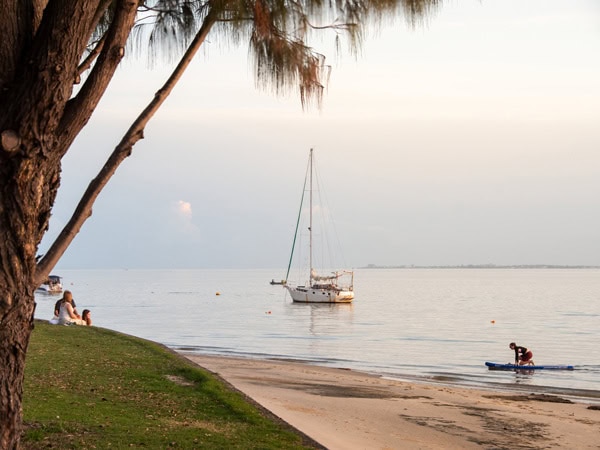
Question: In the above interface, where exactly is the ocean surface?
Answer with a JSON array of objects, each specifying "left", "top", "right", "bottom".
[{"left": 34, "top": 268, "right": 600, "bottom": 402}]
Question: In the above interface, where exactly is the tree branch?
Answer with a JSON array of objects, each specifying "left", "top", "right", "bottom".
[
  {"left": 58, "top": 0, "right": 139, "bottom": 151},
  {"left": 35, "top": 8, "right": 218, "bottom": 283},
  {"left": 77, "top": 0, "right": 118, "bottom": 75},
  {"left": 78, "top": 33, "right": 107, "bottom": 76}
]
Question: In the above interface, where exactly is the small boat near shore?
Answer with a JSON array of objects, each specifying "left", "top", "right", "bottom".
[
  {"left": 36, "top": 275, "right": 63, "bottom": 294},
  {"left": 275, "top": 148, "right": 354, "bottom": 303}
]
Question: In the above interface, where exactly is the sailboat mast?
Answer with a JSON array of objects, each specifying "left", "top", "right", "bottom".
[{"left": 309, "top": 148, "right": 313, "bottom": 285}]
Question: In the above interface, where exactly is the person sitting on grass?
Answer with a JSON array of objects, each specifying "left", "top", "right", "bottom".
[
  {"left": 81, "top": 309, "right": 92, "bottom": 326},
  {"left": 53, "top": 290, "right": 78, "bottom": 318},
  {"left": 57, "top": 291, "right": 87, "bottom": 326},
  {"left": 509, "top": 342, "right": 535, "bottom": 366}
]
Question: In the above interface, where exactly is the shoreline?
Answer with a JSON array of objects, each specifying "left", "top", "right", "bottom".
[
  {"left": 181, "top": 353, "right": 600, "bottom": 450},
  {"left": 175, "top": 349, "right": 600, "bottom": 404}
]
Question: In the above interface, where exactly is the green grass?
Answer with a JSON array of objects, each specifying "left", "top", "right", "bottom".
[{"left": 22, "top": 321, "right": 319, "bottom": 449}]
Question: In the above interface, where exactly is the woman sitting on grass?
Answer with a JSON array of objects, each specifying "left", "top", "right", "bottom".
[{"left": 58, "top": 292, "right": 88, "bottom": 326}]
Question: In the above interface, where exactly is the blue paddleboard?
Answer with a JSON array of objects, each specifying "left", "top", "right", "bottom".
[{"left": 485, "top": 362, "right": 574, "bottom": 370}]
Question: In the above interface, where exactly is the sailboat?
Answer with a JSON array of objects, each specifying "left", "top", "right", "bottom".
[{"left": 278, "top": 149, "right": 354, "bottom": 303}]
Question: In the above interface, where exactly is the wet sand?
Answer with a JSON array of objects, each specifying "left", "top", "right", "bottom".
[{"left": 182, "top": 354, "right": 600, "bottom": 450}]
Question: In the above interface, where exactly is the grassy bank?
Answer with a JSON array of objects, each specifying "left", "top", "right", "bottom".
[{"left": 23, "top": 321, "right": 319, "bottom": 449}]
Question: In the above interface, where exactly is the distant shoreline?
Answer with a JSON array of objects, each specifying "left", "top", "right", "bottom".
[{"left": 361, "top": 264, "right": 600, "bottom": 269}]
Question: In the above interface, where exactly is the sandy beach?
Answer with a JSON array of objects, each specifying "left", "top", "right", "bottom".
[{"left": 182, "top": 354, "right": 599, "bottom": 449}]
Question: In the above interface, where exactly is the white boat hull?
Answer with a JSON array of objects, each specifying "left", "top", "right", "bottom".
[{"left": 286, "top": 285, "right": 354, "bottom": 303}]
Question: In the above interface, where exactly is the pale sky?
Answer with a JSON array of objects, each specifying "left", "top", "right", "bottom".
[{"left": 44, "top": 0, "right": 600, "bottom": 269}]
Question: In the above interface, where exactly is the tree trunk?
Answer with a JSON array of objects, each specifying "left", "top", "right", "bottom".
[
  {"left": 0, "top": 289, "right": 35, "bottom": 448},
  {"left": 0, "top": 147, "right": 49, "bottom": 448}
]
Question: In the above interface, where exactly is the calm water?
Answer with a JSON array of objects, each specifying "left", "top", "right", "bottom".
[{"left": 34, "top": 268, "right": 600, "bottom": 400}]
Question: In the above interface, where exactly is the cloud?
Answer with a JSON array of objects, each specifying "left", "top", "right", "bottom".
[
  {"left": 171, "top": 200, "right": 202, "bottom": 239},
  {"left": 171, "top": 200, "right": 202, "bottom": 242},
  {"left": 177, "top": 200, "right": 193, "bottom": 219}
]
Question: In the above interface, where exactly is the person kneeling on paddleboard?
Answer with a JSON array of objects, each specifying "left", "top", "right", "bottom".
[{"left": 509, "top": 342, "right": 534, "bottom": 366}]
